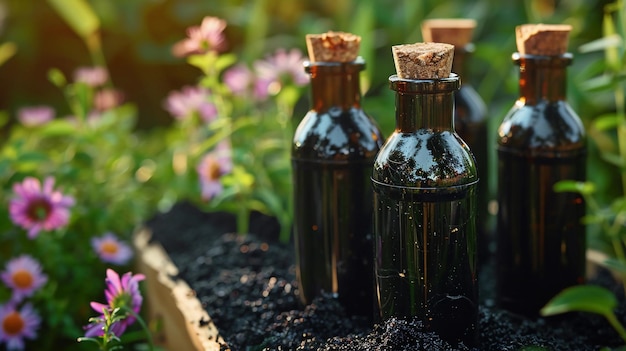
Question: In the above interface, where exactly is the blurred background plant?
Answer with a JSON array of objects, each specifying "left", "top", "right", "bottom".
[
  {"left": 541, "top": 0, "right": 626, "bottom": 345},
  {"left": 0, "top": 0, "right": 620, "bottom": 349}
]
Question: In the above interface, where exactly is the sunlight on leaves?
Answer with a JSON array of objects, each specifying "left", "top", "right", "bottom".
[
  {"left": 47, "top": 0, "right": 100, "bottom": 39},
  {"left": 0, "top": 42, "right": 16, "bottom": 67},
  {"left": 578, "top": 34, "right": 622, "bottom": 53},
  {"left": 541, "top": 285, "right": 616, "bottom": 316},
  {"left": 553, "top": 180, "right": 595, "bottom": 195}
]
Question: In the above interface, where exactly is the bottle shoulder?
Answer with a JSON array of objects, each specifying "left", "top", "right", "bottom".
[
  {"left": 455, "top": 85, "right": 488, "bottom": 124},
  {"left": 372, "top": 130, "right": 478, "bottom": 188},
  {"left": 292, "top": 107, "right": 384, "bottom": 160},
  {"left": 497, "top": 101, "right": 586, "bottom": 152}
]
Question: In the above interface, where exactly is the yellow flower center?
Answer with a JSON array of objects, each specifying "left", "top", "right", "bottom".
[
  {"left": 101, "top": 241, "right": 119, "bottom": 255},
  {"left": 2, "top": 311, "right": 24, "bottom": 336},
  {"left": 12, "top": 269, "right": 34, "bottom": 289}
]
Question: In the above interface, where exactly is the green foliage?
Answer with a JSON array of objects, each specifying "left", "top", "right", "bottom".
[
  {"left": 0, "top": 73, "right": 156, "bottom": 349},
  {"left": 545, "top": 1, "right": 626, "bottom": 346},
  {"left": 47, "top": 0, "right": 100, "bottom": 39},
  {"left": 542, "top": 285, "right": 626, "bottom": 343}
]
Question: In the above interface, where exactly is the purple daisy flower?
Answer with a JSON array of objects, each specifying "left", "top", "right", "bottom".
[
  {"left": 0, "top": 303, "right": 41, "bottom": 351},
  {"left": 73, "top": 66, "right": 109, "bottom": 87},
  {"left": 164, "top": 85, "right": 217, "bottom": 123},
  {"left": 223, "top": 63, "right": 256, "bottom": 97},
  {"left": 0, "top": 255, "right": 47, "bottom": 303},
  {"left": 172, "top": 16, "right": 227, "bottom": 58},
  {"left": 253, "top": 48, "right": 309, "bottom": 99},
  {"left": 84, "top": 269, "right": 145, "bottom": 338},
  {"left": 197, "top": 141, "right": 233, "bottom": 201},
  {"left": 9, "top": 177, "right": 75, "bottom": 239},
  {"left": 91, "top": 233, "right": 134, "bottom": 266},
  {"left": 17, "top": 106, "right": 54, "bottom": 127}
]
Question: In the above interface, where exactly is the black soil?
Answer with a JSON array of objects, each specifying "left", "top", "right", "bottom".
[{"left": 147, "top": 201, "right": 626, "bottom": 351}]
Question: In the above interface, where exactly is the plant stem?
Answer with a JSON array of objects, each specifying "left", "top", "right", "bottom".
[
  {"left": 606, "top": 312, "right": 626, "bottom": 343},
  {"left": 126, "top": 308, "right": 155, "bottom": 351},
  {"left": 237, "top": 204, "right": 249, "bottom": 235}
]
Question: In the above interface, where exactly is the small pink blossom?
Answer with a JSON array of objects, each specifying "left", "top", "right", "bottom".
[
  {"left": 17, "top": 106, "right": 54, "bottom": 127},
  {"left": 93, "top": 88, "right": 124, "bottom": 111},
  {"left": 1, "top": 255, "right": 47, "bottom": 303},
  {"left": 73, "top": 66, "right": 109, "bottom": 87},
  {"left": 223, "top": 63, "right": 255, "bottom": 97},
  {"left": 9, "top": 176, "right": 75, "bottom": 239},
  {"left": 0, "top": 303, "right": 41, "bottom": 351},
  {"left": 197, "top": 141, "right": 233, "bottom": 201},
  {"left": 172, "top": 16, "right": 227, "bottom": 57},
  {"left": 91, "top": 233, "right": 133, "bottom": 265},
  {"left": 253, "top": 48, "right": 309, "bottom": 99},
  {"left": 84, "top": 269, "right": 145, "bottom": 338},
  {"left": 164, "top": 85, "right": 217, "bottom": 123}
]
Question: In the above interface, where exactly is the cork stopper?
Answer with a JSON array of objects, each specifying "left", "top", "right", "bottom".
[
  {"left": 516, "top": 24, "right": 572, "bottom": 56},
  {"left": 392, "top": 42, "right": 454, "bottom": 79},
  {"left": 305, "top": 31, "right": 361, "bottom": 62},
  {"left": 421, "top": 19, "right": 477, "bottom": 47}
]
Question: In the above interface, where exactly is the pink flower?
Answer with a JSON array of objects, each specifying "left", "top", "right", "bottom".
[
  {"left": 93, "top": 88, "right": 124, "bottom": 111},
  {"left": 91, "top": 233, "right": 133, "bottom": 265},
  {"left": 0, "top": 255, "right": 47, "bottom": 303},
  {"left": 197, "top": 141, "right": 233, "bottom": 201},
  {"left": 73, "top": 66, "right": 109, "bottom": 87},
  {"left": 17, "top": 106, "right": 54, "bottom": 127},
  {"left": 9, "top": 177, "right": 75, "bottom": 239},
  {"left": 84, "top": 269, "right": 145, "bottom": 338},
  {"left": 164, "top": 85, "right": 217, "bottom": 123},
  {"left": 172, "top": 16, "right": 227, "bottom": 57},
  {"left": 253, "top": 48, "right": 309, "bottom": 99},
  {"left": 223, "top": 64, "right": 255, "bottom": 97},
  {"left": 0, "top": 303, "right": 41, "bottom": 351}
]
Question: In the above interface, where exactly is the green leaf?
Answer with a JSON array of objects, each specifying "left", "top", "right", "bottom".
[
  {"left": 611, "top": 197, "right": 626, "bottom": 212},
  {"left": 215, "top": 53, "right": 238, "bottom": 72},
  {"left": 580, "top": 74, "right": 615, "bottom": 92},
  {"left": 578, "top": 34, "right": 622, "bottom": 53},
  {"left": 0, "top": 110, "right": 9, "bottom": 128},
  {"left": 603, "top": 11, "right": 621, "bottom": 72},
  {"left": 47, "top": 68, "right": 67, "bottom": 88},
  {"left": 0, "top": 42, "right": 17, "bottom": 67},
  {"left": 47, "top": 0, "right": 100, "bottom": 39},
  {"left": 599, "top": 152, "right": 624, "bottom": 168},
  {"left": 594, "top": 113, "right": 622, "bottom": 131},
  {"left": 540, "top": 285, "right": 617, "bottom": 317},
  {"left": 601, "top": 257, "right": 626, "bottom": 274},
  {"left": 39, "top": 119, "right": 77, "bottom": 137},
  {"left": 255, "top": 187, "right": 287, "bottom": 220},
  {"left": 17, "top": 151, "right": 49, "bottom": 163},
  {"left": 553, "top": 180, "right": 595, "bottom": 195}
]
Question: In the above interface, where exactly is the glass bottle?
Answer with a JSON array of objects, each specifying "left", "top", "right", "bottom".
[
  {"left": 453, "top": 44, "right": 490, "bottom": 259},
  {"left": 292, "top": 57, "right": 384, "bottom": 320},
  {"left": 372, "top": 73, "right": 479, "bottom": 347},
  {"left": 496, "top": 53, "right": 586, "bottom": 317}
]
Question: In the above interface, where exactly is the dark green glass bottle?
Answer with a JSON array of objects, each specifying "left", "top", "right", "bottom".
[
  {"left": 292, "top": 57, "right": 384, "bottom": 320},
  {"left": 453, "top": 44, "right": 490, "bottom": 259},
  {"left": 421, "top": 19, "right": 491, "bottom": 259},
  {"left": 496, "top": 52, "right": 587, "bottom": 317},
  {"left": 372, "top": 73, "right": 479, "bottom": 347}
]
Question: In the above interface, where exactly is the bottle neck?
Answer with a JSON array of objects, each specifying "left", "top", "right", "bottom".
[
  {"left": 304, "top": 57, "right": 365, "bottom": 111},
  {"left": 515, "top": 53, "right": 572, "bottom": 104},
  {"left": 390, "top": 74, "right": 460, "bottom": 133}
]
